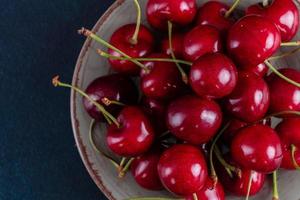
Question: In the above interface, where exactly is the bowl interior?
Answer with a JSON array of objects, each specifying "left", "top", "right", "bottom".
[{"left": 71, "top": 0, "right": 300, "bottom": 199}]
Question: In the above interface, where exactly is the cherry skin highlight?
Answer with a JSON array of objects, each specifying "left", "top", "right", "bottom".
[
  {"left": 157, "top": 144, "right": 208, "bottom": 196},
  {"left": 189, "top": 53, "right": 238, "bottom": 99},
  {"left": 106, "top": 106, "right": 155, "bottom": 157},
  {"left": 246, "top": 0, "right": 299, "bottom": 42},
  {"left": 183, "top": 25, "right": 223, "bottom": 62},
  {"left": 108, "top": 24, "right": 154, "bottom": 75},
  {"left": 227, "top": 15, "right": 281, "bottom": 67},
  {"left": 166, "top": 95, "right": 223, "bottom": 145},
  {"left": 146, "top": 0, "right": 197, "bottom": 30},
  {"left": 83, "top": 74, "right": 138, "bottom": 122},
  {"left": 241, "top": 63, "right": 269, "bottom": 77},
  {"left": 231, "top": 124, "right": 283, "bottom": 173}
]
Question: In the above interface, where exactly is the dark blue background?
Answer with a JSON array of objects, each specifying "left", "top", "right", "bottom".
[{"left": 0, "top": 0, "right": 114, "bottom": 199}]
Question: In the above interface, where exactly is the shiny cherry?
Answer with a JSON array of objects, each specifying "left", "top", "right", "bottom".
[
  {"left": 108, "top": 24, "right": 154, "bottom": 75},
  {"left": 189, "top": 53, "right": 238, "bottom": 99},
  {"left": 246, "top": 0, "right": 299, "bottom": 42},
  {"left": 227, "top": 15, "right": 281, "bottom": 67},
  {"left": 231, "top": 124, "right": 283, "bottom": 173},
  {"left": 83, "top": 74, "right": 138, "bottom": 121},
  {"left": 157, "top": 144, "right": 208, "bottom": 196},
  {"left": 196, "top": 1, "right": 234, "bottom": 33},
  {"left": 222, "top": 118, "right": 248, "bottom": 145},
  {"left": 267, "top": 68, "right": 300, "bottom": 113},
  {"left": 146, "top": 0, "right": 197, "bottom": 30},
  {"left": 183, "top": 25, "right": 223, "bottom": 62},
  {"left": 106, "top": 106, "right": 155, "bottom": 157},
  {"left": 166, "top": 95, "right": 222, "bottom": 145},
  {"left": 241, "top": 63, "right": 269, "bottom": 77},
  {"left": 223, "top": 72, "right": 270, "bottom": 123},
  {"left": 140, "top": 53, "right": 186, "bottom": 100},
  {"left": 161, "top": 32, "right": 185, "bottom": 58},
  {"left": 276, "top": 118, "right": 300, "bottom": 169}
]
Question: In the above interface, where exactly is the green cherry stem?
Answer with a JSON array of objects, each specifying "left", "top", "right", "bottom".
[
  {"left": 101, "top": 97, "right": 126, "bottom": 107},
  {"left": 52, "top": 76, "right": 120, "bottom": 127},
  {"left": 224, "top": 0, "right": 241, "bottom": 18},
  {"left": 262, "top": 0, "right": 269, "bottom": 7},
  {"left": 130, "top": 0, "right": 142, "bottom": 45},
  {"left": 264, "top": 60, "right": 300, "bottom": 88},
  {"left": 272, "top": 171, "right": 280, "bottom": 200},
  {"left": 168, "top": 21, "right": 188, "bottom": 84},
  {"left": 291, "top": 144, "right": 300, "bottom": 170},
  {"left": 78, "top": 28, "right": 148, "bottom": 71},
  {"left": 268, "top": 47, "right": 300, "bottom": 61},
  {"left": 245, "top": 171, "right": 253, "bottom": 200},
  {"left": 281, "top": 41, "right": 300, "bottom": 47},
  {"left": 119, "top": 157, "right": 127, "bottom": 169},
  {"left": 119, "top": 158, "right": 135, "bottom": 178}
]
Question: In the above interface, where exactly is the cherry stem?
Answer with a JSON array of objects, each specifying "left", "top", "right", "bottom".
[
  {"left": 101, "top": 97, "right": 125, "bottom": 107},
  {"left": 209, "top": 123, "right": 230, "bottom": 186},
  {"left": 268, "top": 47, "right": 300, "bottom": 61},
  {"left": 224, "top": 0, "right": 241, "bottom": 18},
  {"left": 119, "top": 158, "right": 135, "bottom": 178},
  {"left": 245, "top": 171, "right": 253, "bottom": 200},
  {"left": 130, "top": 0, "right": 142, "bottom": 45},
  {"left": 281, "top": 41, "right": 300, "bottom": 47},
  {"left": 119, "top": 157, "right": 127, "bottom": 168},
  {"left": 88, "top": 119, "right": 120, "bottom": 169},
  {"left": 262, "top": 0, "right": 269, "bottom": 7},
  {"left": 264, "top": 60, "right": 300, "bottom": 88},
  {"left": 168, "top": 21, "right": 188, "bottom": 84},
  {"left": 272, "top": 171, "right": 280, "bottom": 200},
  {"left": 52, "top": 76, "right": 120, "bottom": 127},
  {"left": 97, "top": 49, "right": 193, "bottom": 66},
  {"left": 78, "top": 28, "right": 147, "bottom": 71},
  {"left": 126, "top": 198, "right": 182, "bottom": 200},
  {"left": 193, "top": 193, "right": 198, "bottom": 200},
  {"left": 291, "top": 144, "right": 300, "bottom": 170}
]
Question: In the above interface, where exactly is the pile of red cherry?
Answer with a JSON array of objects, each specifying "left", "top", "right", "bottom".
[{"left": 53, "top": 0, "right": 300, "bottom": 199}]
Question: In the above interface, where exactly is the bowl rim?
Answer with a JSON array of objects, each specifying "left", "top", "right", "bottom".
[{"left": 70, "top": 1, "right": 125, "bottom": 200}]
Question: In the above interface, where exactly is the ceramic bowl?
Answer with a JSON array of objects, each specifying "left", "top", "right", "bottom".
[{"left": 71, "top": 0, "right": 300, "bottom": 199}]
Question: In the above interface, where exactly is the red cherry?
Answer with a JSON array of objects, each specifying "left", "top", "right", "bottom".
[
  {"left": 196, "top": 1, "right": 234, "bottom": 32},
  {"left": 146, "top": 0, "right": 197, "bottom": 30},
  {"left": 106, "top": 106, "right": 155, "bottom": 157},
  {"left": 161, "top": 32, "right": 185, "bottom": 58},
  {"left": 108, "top": 24, "right": 154, "bottom": 75},
  {"left": 223, "top": 72, "right": 270, "bottom": 123},
  {"left": 157, "top": 144, "right": 208, "bottom": 196},
  {"left": 267, "top": 68, "right": 300, "bottom": 113},
  {"left": 189, "top": 53, "right": 238, "bottom": 99},
  {"left": 275, "top": 118, "right": 300, "bottom": 169},
  {"left": 246, "top": 0, "right": 299, "bottom": 42},
  {"left": 231, "top": 124, "right": 283, "bottom": 173},
  {"left": 222, "top": 118, "right": 248, "bottom": 145},
  {"left": 185, "top": 179, "right": 225, "bottom": 200},
  {"left": 83, "top": 74, "right": 138, "bottom": 121},
  {"left": 183, "top": 25, "right": 223, "bottom": 62},
  {"left": 166, "top": 95, "right": 223, "bottom": 145},
  {"left": 227, "top": 15, "right": 281, "bottom": 67},
  {"left": 240, "top": 63, "right": 269, "bottom": 77},
  {"left": 140, "top": 53, "right": 186, "bottom": 100},
  {"left": 131, "top": 150, "right": 164, "bottom": 190}
]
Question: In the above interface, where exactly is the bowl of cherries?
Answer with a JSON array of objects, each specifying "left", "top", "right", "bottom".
[{"left": 53, "top": 0, "right": 300, "bottom": 199}]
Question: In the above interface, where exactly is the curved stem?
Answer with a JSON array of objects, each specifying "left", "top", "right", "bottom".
[
  {"left": 281, "top": 41, "right": 300, "bottom": 47},
  {"left": 264, "top": 61, "right": 300, "bottom": 88},
  {"left": 225, "top": 0, "right": 241, "bottom": 18},
  {"left": 291, "top": 144, "right": 300, "bottom": 170},
  {"left": 268, "top": 47, "right": 300, "bottom": 61},
  {"left": 262, "top": 0, "right": 269, "bottom": 7},
  {"left": 193, "top": 193, "right": 198, "bottom": 200},
  {"left": 272, "top": 171, "right": 280, "bottom": 200},
  {"left": 119, "top": 158, "right": 135, "bottom": 178},
  {"left": 78, "top": 28, "right": 148, "bottom": 71},
  {"left": 52, "top": 76, "right": 120, "bottom": 127},
  {"left": 245, "top": 171, "right": 253, "bottom": 200},
  {"left": 130, "top": 0, "right": 142, "bottom": 45},
  {"left": 168, "top": 21, "right": 188, "bottom": 84}
]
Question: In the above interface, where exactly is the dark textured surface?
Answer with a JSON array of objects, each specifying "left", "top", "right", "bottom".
[{"left": 0, "top": 0, "right": 114, "bottom": 199}]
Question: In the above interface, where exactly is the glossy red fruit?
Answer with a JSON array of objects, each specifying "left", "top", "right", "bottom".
[
  {"left": 167, "top": 95, "right": 223, "bottom": 145},
  {"left": 231, "top": 124, "right": 283, "bottom": 173},
  {"left": 183, "top": 25, "right": 223, "bottom": 62},
  {"left": 131, "top": 150, "right": 164, "bottom": 190},
  {"left": 108, "top": 24, "right": 154, "bottom": 75},
  {"left": 223, "top": 72, "right": 270, "bottom": 123},
  {"left": 267, "top": 68, "right": 300, "bottom": 113},
  {"left": 161, "top": 32, "right": 185, "bottom": 58},
  {"left": 241, "top": 63, "right": 269, "bottom": 77},
  {"left": 275, "top": 118, "right": 300, "bottom": 169},
  {"left": 227, "top": 15, "right": 281, "bottom": 67},
  {"left": 189, "top": 53, "right": 238, "bottom": 99},
  {"left": 222, "top": 118, "right": 248, "bottom": 145},
  {"left": 246, "top": 0, "right": 299, "bottom": 42},
  {"left": 158, "top": 144, "right": 208, "bottom": 196},
  {"left": 106, "top": 106, "right": 155, "bottom": 157},
  {"left": 140, "top": 53, "right": 186, "bottom": 100},
  {"left": 196, "top": 1, "right": 234, "bottom": 32},
  {"left": 146, "top": 0, "right": 197, "bottom": 30},
  {"left": 83, "top": 74, "right": 138, "bottom": 121},
  {"left": 185, "top": 179, "right": 225, "bottom": 200}
]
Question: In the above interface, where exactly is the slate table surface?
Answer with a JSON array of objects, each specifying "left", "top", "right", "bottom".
[{"left": 0, "top": 0, "right": 115, "bottom": 199}]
